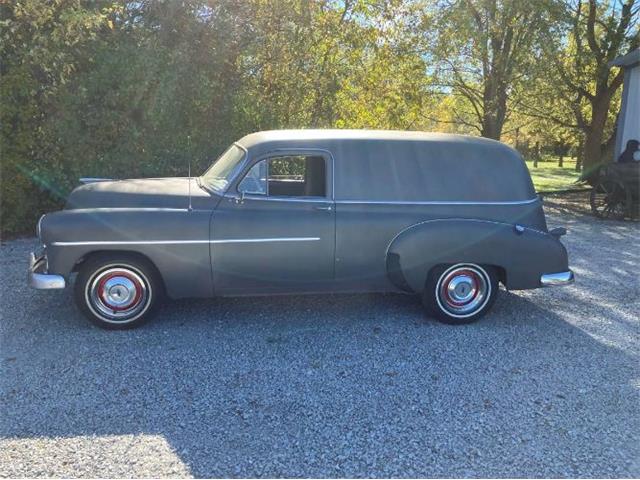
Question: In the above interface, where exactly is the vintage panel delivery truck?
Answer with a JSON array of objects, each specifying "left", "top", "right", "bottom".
[{"left": 29, "top": 130, "right": 573, "bottom": 329}]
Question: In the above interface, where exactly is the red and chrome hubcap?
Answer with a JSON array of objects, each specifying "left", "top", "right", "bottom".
[
  {"left": 87, "top": 267, "right": 149, "bottom": 322},
  {"left": 436, "top": 265, "right": 490, "bottom": 318}
]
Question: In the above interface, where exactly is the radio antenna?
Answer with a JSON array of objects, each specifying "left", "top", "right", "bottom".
[{"left": 187, "top": 135, "right": 193, "bottom": 212}]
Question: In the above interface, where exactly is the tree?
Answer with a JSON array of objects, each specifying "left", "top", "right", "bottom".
[
  {"left": 421, "top": 0, "right": 551, "bottom": 139},
  {"left": 530, "top": 0, "right": 639, "bottom": 172},
  {"left": 335, "top": 1, "right": 433, "bottom": 130},
  {"left": 0, "top": 1, "right": 110, "bottom": 234}
]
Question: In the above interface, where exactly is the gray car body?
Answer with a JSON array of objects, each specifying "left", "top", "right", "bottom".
[{"left": 37, "top": 130, "right": 570, "bottom": 298}]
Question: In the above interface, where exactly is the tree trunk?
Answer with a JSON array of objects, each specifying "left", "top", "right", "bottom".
[
  {"left": 480, "top": 75, "right": 508, "bottom": 140},
  {"left": 558, "top": 155, "right": 563, "bottom": 167},
  {"left": 481, "top": 118, "right": 502, "bottom": 140},
  {"left": 582, "top": 81, "right": 616, "bottom": 173},
  {"left": 582, "top": 101, "right": 609, "bottom": 174},
  {"left": 583, "top": 128, "right": 604, "bottom": 173},
  {"left": 480, "top": 103, "right": 507, "bottom": 140}
]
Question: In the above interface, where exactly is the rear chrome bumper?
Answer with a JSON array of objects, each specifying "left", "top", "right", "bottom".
[
  {"left": 540, "top": 270, "right": 574, "bottom": 287},
  {"left": 28, "top": 252, "right": 66, "bottom": 290}
]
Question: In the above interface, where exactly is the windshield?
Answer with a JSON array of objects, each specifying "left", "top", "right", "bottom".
[{"left": 200, "top": 144, "right": 246, "bottom": 193}]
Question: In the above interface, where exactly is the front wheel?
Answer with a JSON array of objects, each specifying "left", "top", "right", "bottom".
[
  {"left": 423, "top": 263, "right": 498, "bottom": 325},
  {"left": 74, "top": 254, "right": 162, "bottom": 329}
]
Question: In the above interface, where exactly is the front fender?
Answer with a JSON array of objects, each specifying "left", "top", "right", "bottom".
[
  {"left": 39, "top": 208, "right": 213, "bottom": 299},
  {"left": 386, "top": 218, "right": 569, "bottom": 292}
]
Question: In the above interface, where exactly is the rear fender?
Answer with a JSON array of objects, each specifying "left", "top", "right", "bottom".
[{"left": 386, "top": 218, "right": 569, "bottom": 292}]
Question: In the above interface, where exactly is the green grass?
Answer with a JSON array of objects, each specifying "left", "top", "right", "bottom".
[{"left": 525, "top": 156, "right": 582, "bottom": 192}]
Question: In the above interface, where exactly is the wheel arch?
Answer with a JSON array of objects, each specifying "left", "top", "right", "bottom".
[
  {"left": 72, "top": 250, "right": 166, "bottom": 295},
  {"left": 424, "top": 262, "right": 506, "bottom": 289}
]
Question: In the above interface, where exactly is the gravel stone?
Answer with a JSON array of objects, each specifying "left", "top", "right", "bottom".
[{"left": 1, "top": 204, "right": 638, "bottom": 477}]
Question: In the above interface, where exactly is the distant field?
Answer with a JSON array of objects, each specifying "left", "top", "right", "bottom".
[{"left": 525, "top": 156, "right": 582, "bottom": 192}]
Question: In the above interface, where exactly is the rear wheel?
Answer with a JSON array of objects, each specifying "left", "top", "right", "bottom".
[
  {"left": 74, "top": 254, "right": 162, "bottom": 329},
  {"left": 423, "top": 263, "right": 498, "bottom": 325}
]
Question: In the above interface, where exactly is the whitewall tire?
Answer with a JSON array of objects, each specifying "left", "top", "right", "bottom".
[
  {"left": 423, "top": 263, "right": 498, "bottom": 324},
  {"left": 74, "top": 254, "right": 162, "bottom": 329}
]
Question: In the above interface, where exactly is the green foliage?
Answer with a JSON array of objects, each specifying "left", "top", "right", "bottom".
[
  {"left": 521, "top": 0, "right": 638, "bottom": 170},
  {"left": 1, "top": 0, "right": 111, "bottom": 235},
  {"left": 1, "top": 0, "right": 636, "bottom": 236}
]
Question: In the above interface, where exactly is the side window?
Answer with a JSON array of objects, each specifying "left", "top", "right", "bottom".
[
  {"left": 238, "top": 155, "right": 326, "bottom": 198},
  {"left": 237, "top": 160, "right": 267, "bottom": 195}
]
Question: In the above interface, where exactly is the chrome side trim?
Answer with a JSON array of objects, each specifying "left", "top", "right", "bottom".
[
  {"left": 51, "top": 240, "right": 211, "bottom": 246},
  {"left": 50, "top": 237, "right": 320, "bottom": 246},
  {"left": 28, "top": 253, "right": 66, "bottom": 290},
  {"left": 336, "top": 198, "right": 539, "bottom": 206},
  {"left": 384, "top": 217, "right": 547, "bottom": 260},
  {"left": 64, "top": 208, "right": 204, "bottom": 213},
  {"left": 213, "top": 237, "right": 320, "bottom": 244},
  {"left": 224, "top": 194, "right": 331, "bottom": 204},
  {"left": 540, "top": 270, "right": 574, "bottom": 287}
]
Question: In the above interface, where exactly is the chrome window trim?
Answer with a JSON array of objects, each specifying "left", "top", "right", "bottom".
[
  {"left": 232, "top": 148, "right": 335, "bottom": 201},
  {"left": 50, "top": 237, "right": 320, "bottom": 247},
  {"left": 201, "top": 142, "right": 249, "bottom": 196},
  {"left": 222, "top": 142, "right": 250, "bottom": 194}
]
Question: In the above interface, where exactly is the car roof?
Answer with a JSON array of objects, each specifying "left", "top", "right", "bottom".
[
  {"left": 233, "top": 129, "right": 533, "bottom": 203},
  {"left": 236, "top": 129, "right": 505, "bottom": 150}
]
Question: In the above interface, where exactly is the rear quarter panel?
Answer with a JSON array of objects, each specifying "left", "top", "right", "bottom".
[
  {"left": 334, "top": 200, "right": 550, "bottom": 291},
  {"left": 387, "top": 218, "right": 569, "bottom": 292}
]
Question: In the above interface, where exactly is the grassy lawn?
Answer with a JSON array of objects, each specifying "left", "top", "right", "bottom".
[{"left": 525, "top": 156, "right": 582, "bottom": 192}]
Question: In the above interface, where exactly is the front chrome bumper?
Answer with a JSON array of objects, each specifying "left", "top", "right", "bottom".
[
  {"left": 28, "top": 252, "right": 66, "bottom": 289},
  {"left": 540, "top": 270, "right": 574, "bottom": 287}
]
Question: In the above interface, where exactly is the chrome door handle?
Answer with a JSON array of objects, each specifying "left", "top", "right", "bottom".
[{"left": 314, "top": 205, "right": 333, "bottom": 211}]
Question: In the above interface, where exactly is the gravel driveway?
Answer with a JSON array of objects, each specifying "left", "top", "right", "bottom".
[{"left": 1, "top": 203, "right": 638, "bottom": 478}]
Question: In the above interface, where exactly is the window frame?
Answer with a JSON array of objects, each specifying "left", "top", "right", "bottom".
[
  {"left": 233, "top": 149, "right": 334, "bottom": 202},
  {"left": 237, "top": 158, "right": 269, "bottom": 196},
  {"left": 199, "top": 143, "right": 248, "bottom": 195}
]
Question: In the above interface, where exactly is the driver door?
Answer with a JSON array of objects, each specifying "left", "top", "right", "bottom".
[{"left": 210, "top": 150, "right": 335, "bottom": 294}]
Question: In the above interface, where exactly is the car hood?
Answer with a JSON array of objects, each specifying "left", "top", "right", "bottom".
[{"left": 66, "top": 177, "right": 214, "bottom": 210}]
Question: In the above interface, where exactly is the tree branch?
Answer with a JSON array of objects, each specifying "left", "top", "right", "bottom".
[{"left": 586, "top": 0, "right": 603, "bottom": 60}]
